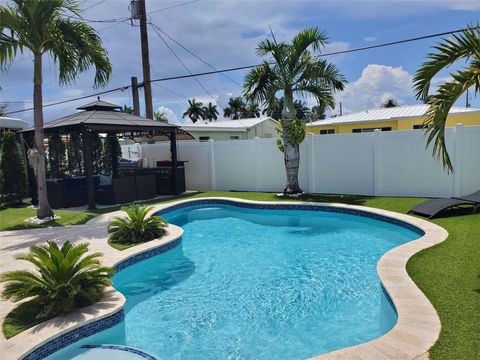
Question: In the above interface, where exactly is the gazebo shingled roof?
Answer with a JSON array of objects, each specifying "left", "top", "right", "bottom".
[
  {"left": 20, "top": 99, "right": 193, "bottom": 139},
  {"left": 21, "top": 99, "right": 192, "bottom": 209}
]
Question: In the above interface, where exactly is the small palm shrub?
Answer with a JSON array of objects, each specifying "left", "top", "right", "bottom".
[
  {"left": 108, "top": 204, "right": 167, "bottom": 243},
  {"left": 0, "top": 241, "right": 114, "bottom": 319}
]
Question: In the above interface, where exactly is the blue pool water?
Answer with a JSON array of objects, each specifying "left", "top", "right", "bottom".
[{"left": 48, "top": 203, "right": 422, "bottom": 360}]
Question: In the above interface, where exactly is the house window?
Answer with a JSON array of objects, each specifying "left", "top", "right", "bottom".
[
  {"left": 199, "top": 136, "right": 210, "bottom": 141},
  {"left": 352, "top": 127, "right": 392, "bottom": 133},
  {"left": 264, "top": 133, "right": 273, "bottom": 138},
  {"left": 230, "top": 136, "right": 240, "bottom": 140},
  {"left": 319, "top": 129, "right": 335, "bottom": 135}
]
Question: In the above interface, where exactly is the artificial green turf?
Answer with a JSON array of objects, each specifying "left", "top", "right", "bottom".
[
  {"left": 1, "top": 191, "right": 478, "bottom": 359},
  {"left": 107, "top": 237, "right": 151, "bottom": 250},
  {"left": 3, "top": 301, "right": 48, "bottom": 339}
]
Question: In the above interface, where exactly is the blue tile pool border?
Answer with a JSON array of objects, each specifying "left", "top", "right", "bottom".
[
  {"left": 22, "top": 309, "right": 125, "bottom": 360},
  {"left": 156, "top": 199, "right": 425, "bottom": 236},
  {"left": 21, "top": 238, "right": 182, "bottom": 360}
]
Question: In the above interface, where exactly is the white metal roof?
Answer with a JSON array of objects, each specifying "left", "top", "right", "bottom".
[
  {"left": 306, "top": 104, "right": 480, "bottom": 126},
  {"left": 0, "top": 116, "right": 29, "bottom": 130},
  {"left": 181, "top": 117, "right": 277, "bottom": 132}
]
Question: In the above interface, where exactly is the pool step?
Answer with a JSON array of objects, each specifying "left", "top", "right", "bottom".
[{"left": 73, "top": 344, "right": 158, "bottom": 360}]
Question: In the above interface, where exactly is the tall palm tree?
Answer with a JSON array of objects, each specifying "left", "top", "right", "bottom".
[
  {"left": 242, "top": 103, "right": 261, "bottom": 118},
  {"left": 382, "top": 99, "right": 398, "bottom": 108},
  {"left": 0, "top": 0, "right": 112, "bottom": 219},
  {"left": 244, "top": 27, "right": 345, "bottom": 194},
  {"left": 413, "top": 25, "right": 479, "bottom": 172},
  {"left": 224, "top": 96, "right": 246, "bottom": 119},
  {"left": 154, "top": 111, "right": 168, "bottom": 123},
  {"left": 182, "top": 99, "right": 204, "bottom": 123},
  {"left": 203, "top": 102, "right": 219, "bottom": 122}
]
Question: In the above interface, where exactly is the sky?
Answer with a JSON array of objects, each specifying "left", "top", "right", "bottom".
[{"left": 1, "top": 0, "right": 479, "bottom": 125}]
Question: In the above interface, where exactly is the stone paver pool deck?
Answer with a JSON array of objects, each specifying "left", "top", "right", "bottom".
[{"left": 0, "top": 198, "right": 448, "bottom": 360}]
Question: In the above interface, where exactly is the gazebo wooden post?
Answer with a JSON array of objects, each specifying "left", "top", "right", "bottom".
[
  {"left": 82, "top": 128, "right": 96, "bottom": 209},
  {"left": 170, "top": 129, "right": 178, "bottom": 194}
]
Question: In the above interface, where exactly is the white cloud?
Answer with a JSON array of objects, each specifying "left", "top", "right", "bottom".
[
  {"left": 335, "top": 64, "right": 415, "bottom": 113},
  {"left": 364, "top": 36, "right": 377, "bottom": 42},
  {"left": 157, "top": 106, "right": 179, "bottom": 124}
]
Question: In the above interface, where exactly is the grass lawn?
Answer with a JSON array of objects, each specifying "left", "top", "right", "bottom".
[
  {"left": 1, "top": 191, "right": 478, "bottom": 359},
  {"left": 107, "top": 238, "right": 155, "bottom": 250}
]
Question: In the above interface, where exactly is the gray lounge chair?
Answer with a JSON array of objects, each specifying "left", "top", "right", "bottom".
[{"left": 409, "top": 190, "right": 480, "bottom": 218}]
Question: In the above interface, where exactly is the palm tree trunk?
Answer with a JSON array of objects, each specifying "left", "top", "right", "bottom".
[
  {"left": 33, "top": 53, "right": 54, "bottom": 219},
  {"left": 282, "top": 88, "right": 302, "bottom": 195}
]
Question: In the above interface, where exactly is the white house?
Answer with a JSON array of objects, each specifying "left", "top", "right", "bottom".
[
  {"left": 0, "top": 116, "right": 29, "bottom": 132},
  {"left": 181, "top": 117, "right": 278, "bottom": 141}
]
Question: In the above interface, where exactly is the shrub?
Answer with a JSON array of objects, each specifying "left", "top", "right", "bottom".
[
  {"left": 0, "top": 241, "right": 114, "bottom": 319},
  {"left": 108, "top": 204, "right": 167, "bottom": 243},
  {"left": 47, "top": 132, "right": 66, "bottom": 179},
  {"left": 0, "top": 131, "right": 28, "bottom": 202}
]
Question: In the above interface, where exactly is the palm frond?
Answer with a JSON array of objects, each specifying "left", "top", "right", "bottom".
[
  {"left": 108, "top": 204, "right": 167, "bottom": 243},
  {"left": 0, "top": 240, "right": 114, "bottom": 318},
  {"left": 413, "top": 26, "right": 480, "bottom": 101},
  {"left": 290, "top": 27, "right": 328, "bottom": 61},
  {"left": 422, "top": 67, "right": 479, "bottom": 172}
]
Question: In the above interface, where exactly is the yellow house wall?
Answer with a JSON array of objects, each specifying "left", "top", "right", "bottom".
[{"left": 307, "top": 112, "right": 480, "bottom": 134}]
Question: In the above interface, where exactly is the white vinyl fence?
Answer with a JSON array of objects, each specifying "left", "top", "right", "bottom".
[{"left": 122, "top": 124, "right": 480, "bottom": 198}]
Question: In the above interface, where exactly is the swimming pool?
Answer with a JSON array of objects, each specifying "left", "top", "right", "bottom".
[{"left": 46, "top": 201, "right": 423, "bottom": 359}]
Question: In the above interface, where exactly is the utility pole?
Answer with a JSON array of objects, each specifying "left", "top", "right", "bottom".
[
  {"left": 466, "top": 87, "right": 470, "bottom": 108},
  {"left": 138, "top": 0, "right": 153, "bottom": 119},
  {"left": 131, "top": 76, "right": 140, "bottom": 116}
]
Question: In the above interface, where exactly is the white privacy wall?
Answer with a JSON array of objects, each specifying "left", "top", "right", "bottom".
[{"left": 121, "top": 125, "right": 480, "bottom": 198}]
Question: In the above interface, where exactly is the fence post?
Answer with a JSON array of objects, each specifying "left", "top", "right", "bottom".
[
  {"left": 373, "top": 129, "right": 381, "bottom": 196},
  {"left": 307, "top": 133, "right": 315, "bottom": 194},
  {"left": 252, "top": 137, "right": 260, "bottom": 191},
  {"left": 453, "top": 123, "right": 464, "bottom": 197},
  {"left": 208, "top": 139, "right": 216, "bottom": 191}
]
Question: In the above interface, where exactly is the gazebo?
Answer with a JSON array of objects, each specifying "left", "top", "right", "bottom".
[{"left": 20, "top": 99, "right": 193, "bottom": 209}]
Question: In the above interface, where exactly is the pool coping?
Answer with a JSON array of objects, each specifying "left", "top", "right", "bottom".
[{"left": 2, "top": 197, "right": 448, "bottom": 360}]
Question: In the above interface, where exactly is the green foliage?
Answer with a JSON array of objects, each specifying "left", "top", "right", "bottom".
[
  {"left": 108, "top": 204, "right": 167, "bottom": 243},
  {"left": 381, "top": 99, "right": 398, "bottom": 108},
  {"left": 202, "top": 102, "right": 219, "bottom": 122},
  {"left": 0, "top": 241, "right": 114, "bottom": 320},
  {"left": 413, "top": 25, "right": 480, "bottom": 172},
  {"left": 0, "top": 131, "right": 27, "bottom": 201},
  {"left": 224, "top": 97, "right": 246, "bottom": 119},
  {"left": 0, "top": 0, "right": 112, "bottom": 87},
  {"left": 67, "top": 131, "right": 83, "bottom": 176},
  {"left": 183, "top": 99, "right": 205, "bottom": 123},
  {"left": 47, "top": 133, "right": 66, "bottom": 178},
  {"left": 102, "top": 135, "right": 121, "bottom": 175},
  {"left": 275, "top": 119, "right": 306, "bottom": 152},
  {"left": 263, "top": 97, "right": 310, "bottom": 120},
  {"left": 154, "top": 111, "right": 169, "bottom": 122},
  {"left": 91, "top": 133, "right": 103, "bottom": 174},
  {"left": 122, "top": 104, "right": 133, "bottom": 114},
  {"left": 244, "top": 27, "right": 346, "bottom": 113},
  {"left": 223, "top": 97, "right": 261, "bottom": 119}
]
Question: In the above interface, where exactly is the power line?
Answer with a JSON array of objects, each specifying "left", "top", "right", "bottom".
[
  {"left": 83, "top": 0, "right": 106, "bottom": 11},
  {"left": 95, "top": 0, "right": 201, "bottom": 33},
  {"left": 148, "top": 0, "right": 201, "bottom": 15},
  {"left": 5, "top": 27, "right": 467, "bottom": 115},
  {"left": 6, "top": 86, "right": 129, "bottom": 115},
  {"left": 149, "top": 22, "right": 224, "bottom": 109},
  {"left": 148, "top": 21, "right": 242, "bottom": 87}
]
